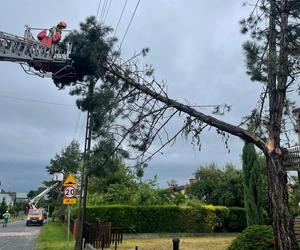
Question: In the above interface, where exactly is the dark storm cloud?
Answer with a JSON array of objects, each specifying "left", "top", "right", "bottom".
[
  {"left": 0, "top": 161, "right": 50, "bottom": 192},
  {"left": 0, "top": 0, "right": 262, "bottom": 191}
]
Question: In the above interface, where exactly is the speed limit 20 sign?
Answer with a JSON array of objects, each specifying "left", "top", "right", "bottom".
[
  {"left": 64, "top": 186, "right": 76, "bottom": 198},
  {"left": 63, "top": 174, "right": 78, "bottom": 205},
  {"left": 63, "top": 186, "right": 77, "bottom": 205}
]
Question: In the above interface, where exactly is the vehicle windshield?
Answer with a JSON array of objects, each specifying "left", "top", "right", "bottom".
[{"left": 28, "top": 209, "right": 43, "bottom": 215}]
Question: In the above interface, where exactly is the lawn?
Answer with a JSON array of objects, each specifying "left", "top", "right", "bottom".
[
  {"left": 108, "top": 235, "right": 236, "bottom": 250},
  {"left": 35, "top": 220, "right": 75, "bottom": 250},
  {"left": 35, "top": 220, "right": 235, "bottom": 250}
]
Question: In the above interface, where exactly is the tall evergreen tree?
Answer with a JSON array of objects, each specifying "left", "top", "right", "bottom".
[
  {"left": 242, "top": 142, "right": 266, "bottom": 226},
  {"left": 60, "top": 1, "right": 300, "bottom": 246},
  {"left": 0, "top": 197, "right": 7, "bottom": 218},
  {"left": 45, "top": 140, "right": 82, "bottom": 175}
]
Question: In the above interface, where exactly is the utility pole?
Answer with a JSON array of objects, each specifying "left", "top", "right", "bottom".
[{"left": 75, "top": 81, "right": 95, "bottom": 250}]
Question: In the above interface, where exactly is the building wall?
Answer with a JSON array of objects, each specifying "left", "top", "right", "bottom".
[
  {"left": 0, "top": 194, "right": 13, "bottom": 205},
  {"left": 16, "top": 192, "right": 28, "bottom": 204}
]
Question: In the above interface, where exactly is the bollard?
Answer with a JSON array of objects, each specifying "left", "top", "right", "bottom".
[
  {"left": 135, "top": 246, "right": 138, "bottom": 250},
  {"left": 172, "top": 237, "right": 180, "bottom": 250}
]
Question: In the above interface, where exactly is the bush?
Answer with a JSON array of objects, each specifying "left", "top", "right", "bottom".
[
  {"left": 73, "top": 205, "right": 246, "bottom": 233},
  {"left": 202, "top": 205, "right": 229, "bottom": 232},
  {"left": 225, "top": 207, "right": 247, "bottom": 232},
  {"left": 227, "top": 225, "right": 275, "bottom": 250}
]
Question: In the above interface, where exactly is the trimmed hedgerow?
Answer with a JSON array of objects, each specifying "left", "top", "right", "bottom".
[
  {"left": 227, "top": 225, "right": 275, "bottom": 250},
  {"left": 225, "top": 207, "right": 247, "bottom": 232},
  {"left": 75, "top": 205, "right": 246, "bottom": 233}
]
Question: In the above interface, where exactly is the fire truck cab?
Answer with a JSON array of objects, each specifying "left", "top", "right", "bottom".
[{"left": 26, "top": 208, "right": 46, "bottom": 226}]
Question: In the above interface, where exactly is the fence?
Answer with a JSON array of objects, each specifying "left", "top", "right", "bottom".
[{"left": 83, "top": 222, "right": 123, "bottom": 250}]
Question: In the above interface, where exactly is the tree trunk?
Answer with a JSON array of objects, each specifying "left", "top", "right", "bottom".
[{"left": 267, "top": 154, "right": 298, "bottom": 250}]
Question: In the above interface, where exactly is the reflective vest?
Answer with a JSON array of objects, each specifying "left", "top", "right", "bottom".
[{"left": 3, "top": 212, "right": 10, "bottom": 219}]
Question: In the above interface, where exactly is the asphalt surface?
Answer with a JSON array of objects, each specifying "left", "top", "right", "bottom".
[{"left": 0, "top": 220, "right": 41, "bottom": 250}]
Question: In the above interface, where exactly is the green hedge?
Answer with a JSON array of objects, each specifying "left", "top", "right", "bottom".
[
  {"left": 225, "top": 207, "right": 247, "bottom": 232},
  {"left": 74, "top": 205, "right": 246, "bottom": 233}
]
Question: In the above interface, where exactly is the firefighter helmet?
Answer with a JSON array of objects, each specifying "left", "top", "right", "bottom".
[{"left": 58, "top": 21, "right": 67, "bottom": 29}]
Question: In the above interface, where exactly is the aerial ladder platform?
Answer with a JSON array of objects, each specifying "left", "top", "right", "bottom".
[
  {"left": 0, "top": 25, "right": 75, "bottom": 84},
  {"left": 28, "top": 182, "right": 59, "bottom": 209}
]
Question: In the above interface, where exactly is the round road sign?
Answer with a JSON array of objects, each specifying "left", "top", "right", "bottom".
[{"left": 64, "top": 186, "right": 77, "bottom": 198}]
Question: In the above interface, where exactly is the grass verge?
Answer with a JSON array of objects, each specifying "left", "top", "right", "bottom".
[
  {"left": 35, "top": 220, "right": 75, "bottom": 250},
  {"left": 35, "top": 220, "right": 235, "bottom": 250}
]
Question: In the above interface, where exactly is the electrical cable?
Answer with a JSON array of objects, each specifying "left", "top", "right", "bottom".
[
  {"left": 96, "top": 0, "right": 102, "bottom": 19},
  {"left": 103, "top": 0, "right": 112, "bottom": 23},
  {"left": 113, "top": 0, "right": 128, "bottom": 37},
  {"left": 99, "top": 0, "right": 108, "bottom": 23},
  {"left": 0, "top": 93, "right": 75, "bottom": 107},
  {"left": 119, "top": 0, "right": 141, "bottom": 49}
]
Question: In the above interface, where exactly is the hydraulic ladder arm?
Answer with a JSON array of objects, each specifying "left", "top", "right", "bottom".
[
  {"left": 28, "top": 182, "right": 59, "bottom": 209},
  {"left": 0, "top": 27, "right": 75, "bottom": 83}
]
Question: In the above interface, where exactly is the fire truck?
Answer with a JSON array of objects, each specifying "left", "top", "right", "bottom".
[
  {"left": 26, "top": 182, "right": 59, "bottom": 226},
  {"left": 26, "top": 173, "right": 63, "bottom": 226}
]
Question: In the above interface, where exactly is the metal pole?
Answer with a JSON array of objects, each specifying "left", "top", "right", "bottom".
[
  {"left": 75, "top": 81, "right": 95, "bottom": 250},
  {"left": 172, "top": 237, "right": 180, "bottom": 250},
  {"left": 67, "top": 205, "right": 71, "bottom": 243},
  {"left": 75, "top": 111, "right": 89, "bottom": 248}
]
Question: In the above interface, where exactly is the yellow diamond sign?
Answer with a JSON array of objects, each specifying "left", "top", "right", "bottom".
[{"left": 63, "top": 174, "right": 77, "bottom": 186}]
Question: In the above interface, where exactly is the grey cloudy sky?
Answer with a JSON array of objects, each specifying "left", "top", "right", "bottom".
[{"left": 0, "top": 0, "right": 266, "bottom": 192}]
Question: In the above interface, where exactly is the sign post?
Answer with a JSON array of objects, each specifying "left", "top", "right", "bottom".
[
  {"left": 67, "top": 205, "right": 71, "bottom": 243},
  {"left": 63, "top": 174, "right": 77, "bottom": 245}
]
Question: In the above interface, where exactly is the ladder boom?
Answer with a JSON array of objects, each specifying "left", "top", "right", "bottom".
[
  {"left": 0, "top": 31, "right": 70, "bottom": 63},
  {"left": 0, "top": 29, "right": 75, "bottom": 85},
  {"left": 29, "top": 182, "right": 59, "bottom": 209}
]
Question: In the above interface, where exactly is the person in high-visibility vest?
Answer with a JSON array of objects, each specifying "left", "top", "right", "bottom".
[{"left": 2, "top": 211, "right": 11, "bottom": 227}]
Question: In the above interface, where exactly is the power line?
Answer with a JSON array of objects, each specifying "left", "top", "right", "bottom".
[
  {"left": 0, "top": 93, "right": 76, "bottom": 107},
  {"left": 119, "top": 0, "right": 141, "bottom": 49},
  {"left": 113, "top": 0, "right": 128, "bottom": 37},
  {"left": 96, "top": 0, "right": 102, "bottom": 19},
  {"left": 99, "top": 0, "right": 108, "bottom": 23},
  {"left": 103, "top": 0, "right": 112, "bottom": 23}
]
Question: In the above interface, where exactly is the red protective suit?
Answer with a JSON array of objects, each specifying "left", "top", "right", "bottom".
[{"left": 37, "top": 29, "right": 62, "bottom": 47}]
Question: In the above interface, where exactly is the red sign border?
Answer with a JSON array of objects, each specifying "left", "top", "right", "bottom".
[{"left": 63, "top": 186, "right": 77, "bottom": 199}]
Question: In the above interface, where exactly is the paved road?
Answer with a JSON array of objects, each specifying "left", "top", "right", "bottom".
[{"left": 0, "top": 220, "right": 41, "bottom": 250}]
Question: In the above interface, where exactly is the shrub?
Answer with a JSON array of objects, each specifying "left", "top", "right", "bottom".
[
  {"left": 180, "top": 206, "right": 217, "bottom": 232},
  {"left": 202, "top": 205, "right": 229, "bottom": 232},
  {"left": 225, "top": 207, "right": 247, "bottom": 232},
  {"left": 227, "top": 225, "right": 275, "bottom": 250},
  {"left": 73, "top": 205, "right": 246, "bottom": 233}
]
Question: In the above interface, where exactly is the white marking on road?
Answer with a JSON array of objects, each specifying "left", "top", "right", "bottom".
[{"left": 0, "top": 231, "right": 39, "bottom": 237}]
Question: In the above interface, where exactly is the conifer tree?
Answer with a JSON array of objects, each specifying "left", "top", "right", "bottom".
[
  {"left": 62, "top": 1, "right": 300, "bottom": 247},
  {"left": 242, "top": 142, "right": 266, "bottom": 225}
]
